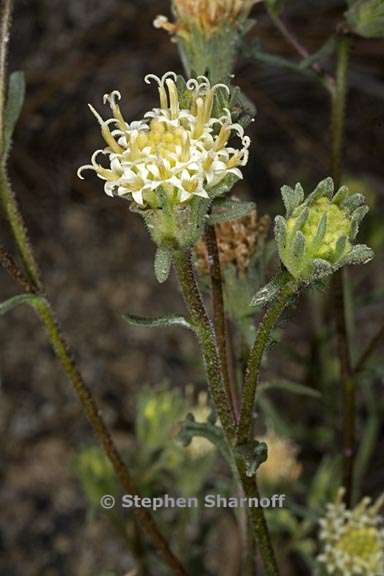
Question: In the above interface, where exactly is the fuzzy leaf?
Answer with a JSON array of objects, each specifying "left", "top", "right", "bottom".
[
  {"left": 292, "top": 207, "right": 309, "bottom": 234},
  {"left": 209, "top": 199, "right": 255, "bottom": 224},
  {"left": 306, "top": 177, "right": 334, "bottom": 205},
  {"left": 312, "top": 213, "right": 328, "bottom": 249},
  {"left": 0, "top": 293, "right": 43, "bottom": 316},
  {"left": 350, "top": 205, "right": 369, "bottom": 239},
  {"left": 334, "top": 235, "right": 348, "bottom": 263},
  {"left": 234, "top": 441, "right": 268, "bottom": 478},
  {"left": 311, "top": 258, "right": 334, "bottom": 280},
  {"left": 154, "top": 246, "right": 172, "bottom": 283},
  {"left": 332, "top": 185, "right": 349, "bottom": 205},
  {"left": 258, "top": 380, "right": 321, "bottom": 399},
  {"left": 280, "top": 184, "right": 303, "bottom": 217},
  {"left": 250, "top": 272, "right": 289, "bottom": 308},
  {"left": 243, "top": 42, "right": 314, "bottom": 77},
  {"left": 209, "top": 173, "right": 240, "bottom": 199},
  {"left": 274, "top": 215, "right": 287, "bottom": 249},
  {"left": 3, "top": 71, "right": 26, "bottom": 158},
  {"left": 292, "top": 230, "right": 305, "bottom": 260},
  {"left": 340, "top": 244, "right": 374, "bottom": 266},
  {"left": 342, "top": 193, "right": 365, "bottom": 213},
  {"left": 122, "top": 313, "right": 193, "bottom": 330}
]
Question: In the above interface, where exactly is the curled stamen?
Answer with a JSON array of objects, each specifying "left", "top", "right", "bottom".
[{"left": 103, "top": 90, "right": 122, "bottom": 107}]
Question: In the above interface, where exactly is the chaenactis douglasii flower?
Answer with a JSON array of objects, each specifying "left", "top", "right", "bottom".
[
  {"left": 274, "top": 177, "right": 374, "bottom": 283},
  {"left": 78, "top": 72, "right": 249, "bottom": 209},
  {"left": 318, "top": 488, "right": 384, "bottom": 575}
]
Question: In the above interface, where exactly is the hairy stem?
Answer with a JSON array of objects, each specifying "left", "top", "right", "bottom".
[
  {"left": 0, "top": 0, "right": 42, "bottom": 290},
  {"left": 237, "top": 278, "right": 298, "bottom": 446},
  {"left": 173, "top": 249, "right": 236, "bottom": 440},
  {"left": 173, "top": 249, "right": 279, "bottom": 576},
  {"left": 330, "top": 36, "right": 354, "bottom": 505},
  {"left": 204, "top": 224, "right": 239, "bottom": 419},
  {"left": 0, "top": 0, "right": 13, "bottom": 147},
  {"left": 268, "top": 11, "right": 335, "bottom": 93},
  {"left": 354, "top": 322, "right": 384, "bottom": 375},
  {"left": 31, "top": 298, "right": 188, "bottom": 576},
  {"left": 0, "top": 168, "right": 42, "bottom": 290}
]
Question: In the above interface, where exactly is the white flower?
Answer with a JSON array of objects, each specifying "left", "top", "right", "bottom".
[
  {"left": 78, "top": 72, "right": 250, "bottom": 208},
  {"left": 318, "top": 488, "right": 384, "bottom": 576}
]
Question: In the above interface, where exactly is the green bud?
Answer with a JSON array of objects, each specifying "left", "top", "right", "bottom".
[
  {"left": 345, "top": 0, "right": 384, "bottom": 38},
  {"left": 275, "top": 178, "right": 374, "bottom": 282}
]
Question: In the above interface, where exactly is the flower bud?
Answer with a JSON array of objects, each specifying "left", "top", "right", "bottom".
[{"left": 275, "top": 178, "right": 373, "bottom": 282}]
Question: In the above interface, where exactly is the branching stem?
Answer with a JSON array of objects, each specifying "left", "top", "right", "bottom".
[
  {"left": 330, "top": 35, "right": 355, "bottom": 506},
  {"left": 237, "top": 278, "right": 298, "bottom": 446},
  {"left": 204, "top": 224, "right": 239, "bottom": 420},
  {"left": 173, "top": 249, "right": 279, "bottom": 576}
]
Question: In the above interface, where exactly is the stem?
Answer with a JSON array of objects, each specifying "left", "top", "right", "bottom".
[
  {"left": 173, "top": 249, "right": 279, "bottom": 576},
  {"left": 269, "top": 11, "right": 335, "bottom": 93},
  {"left": 0, "top": 0, "right": 42, "bottom": 290},
  {"left": 31, "top": 298, "right": 188, "bottom": 576},
  {"left": 330, "top": 36, "right": 354, "bottom": 505},
  {"left": 331, "top": 37, "right": 350, "bottom": 190},
  {"left": 354, "top": 322, "right": 384, "bottom": 375},
  {"left": 0, "top": 0, "right": 13, "bottom": 148},
  {"left": 0, "top": 168, "right": 42, "bottom": 290},
  {"left": 173, "top": 249, "right": 236, "bottom": 441},
  {"left": 204, "top": 224, "right": 239, "bottom": 419},
  {"left": 237, "top": 278, "right": 297, "bottom": 446}
]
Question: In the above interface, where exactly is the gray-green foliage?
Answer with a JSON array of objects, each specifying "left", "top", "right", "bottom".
[
  {"left": 2, "top": 71, "right": 25, "bottom": 159},
  {"left": 346, "top": 0, "right": 384, "bottom": 38}
]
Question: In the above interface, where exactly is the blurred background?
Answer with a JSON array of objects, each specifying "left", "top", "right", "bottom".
[{"left": 0, "top": 0, "right": 383, "bottom": 574}]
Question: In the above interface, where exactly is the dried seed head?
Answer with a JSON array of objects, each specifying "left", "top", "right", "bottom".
[{"left": 194, "top": 208, "right": 270, "bottom": 274}]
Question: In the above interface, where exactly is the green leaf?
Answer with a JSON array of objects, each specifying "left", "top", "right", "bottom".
[
  {"left": 234, "top": 441, "right": 268, "bottom": 478},
  {"left": 258, "top": 379, "right": 322, "bottom": 399},
  {"left": 154, "top": 246, "right": 172, "bottom": 283},
  {"left": 332, "top": 185, "right": 349, "bottom": 205},
  {"left": 346, "top": 0, "right": 384, "bottom": 39},
  {"left": 340, "top": 244, "right": 374, "bottom": 266},
  {"left": 209, "top": 198, "right": 255, "bottom": 224},
  {"left": 299, "top": 36, "right": 336, "bottom": 70},
  {"left": 274, "top": 215, "right": 287, "bottom": 249},
  {"left": 244, "top": 44, "right": 309, "bottom": 75},
  {"left": 0, "top": 293, "right": 43, "bottom": 316},
  {"left": 3, "top": 71, "right": 26, "bottom": 158},
  {"left": 306, "top": 177, "right": 334, "bottom": 205},
  {"left": 122, "top": 313, "right": 193, "bottom": 330}
]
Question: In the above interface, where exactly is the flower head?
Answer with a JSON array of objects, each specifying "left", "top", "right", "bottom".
[
  {"left": 274, "top": 178, "right": 373, "bottom": 283},
  {"left": 154, "top": 0, "right": 258, "bottom": 39},
  {"left": 318, "top": 488, "right": 384, "bottom": 575},
  {"left": 78, "top": 72, "right": 249, "bottom": 209}
]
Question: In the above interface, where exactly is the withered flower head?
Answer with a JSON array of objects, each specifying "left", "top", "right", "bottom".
[
  {"left": 154, "top": 0, "right": 259, "bottom": 39},
  {"left": 195, "top": 207, "right": 270, "bottom": 274}
]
